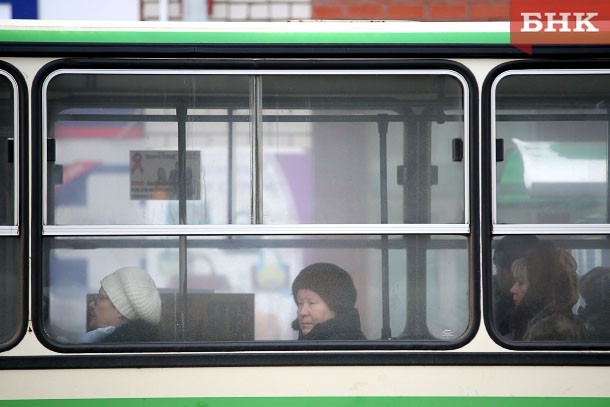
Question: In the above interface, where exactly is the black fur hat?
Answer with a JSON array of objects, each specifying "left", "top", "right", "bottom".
[
  {"left": 292, "top": 263, "right": 357, "bottom": 313},
  {"left": 580, "top": 267, "right": 610, "bottom": 308},
  {"left": 493, "top": 235, "right": 539, "bottom": 268}
]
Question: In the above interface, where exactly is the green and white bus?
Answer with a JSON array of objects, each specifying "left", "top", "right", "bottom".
[{"left": 0, "top": 19, "right": 608, "bottom": 406}]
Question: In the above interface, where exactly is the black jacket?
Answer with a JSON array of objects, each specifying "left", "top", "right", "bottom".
[
  {"left": 100, "top": 319, "right": 160, "bottom": 343},
  {"left": 579, "top": 306, "right": 610, "bottom": 341},
  {"left": 492, "top": 276, "right": 514, "bottom": 337},
  {"left": 294, "top": 308, "right": 366, "bottom": 340}
]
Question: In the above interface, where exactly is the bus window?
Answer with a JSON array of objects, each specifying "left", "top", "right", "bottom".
[
  {"left": 39, "top": 66, "right": 474, "bottom": 349},
  {"left": 43, "top": 73, "right": 251, "bottom": 226},
  {"left": 43, "top": 71, "right": 465, "bottom": 226},
  {"left": 44, "top": 235, "right": 469, "bottom": 343},
  {"left": 0, "top": 68, "right": 22, "bottom": 348},
  {"left": 260, "top": 74, "right": 465, "bottom": 224},
  {"left": 494, "top": 72, "right": 610, "bottom": 225},
  {"left": 492, "top": 235, "right": 610, "bottom": 344},
  {"left": 491, "top": 69, "right": 610, "bottom": 346}
]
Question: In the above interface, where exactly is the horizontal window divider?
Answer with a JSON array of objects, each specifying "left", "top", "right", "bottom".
[
  {"left": 54, "top": 113, "right": 463, "bottom": 123},
  {"left": 493, "top": 224, "right": 610, "bottom": 235},
  {"left": 496, "top": 113, "right": 610, "bottom": 122},
  {"left": 47, "top": 236, "right": 470, "bottom": 250},
  {"left": 0, "top": 226, "right": 19, "bottom": 236},
  {"left": 42, "top": 224, "right": 470, "bottom": 236}
]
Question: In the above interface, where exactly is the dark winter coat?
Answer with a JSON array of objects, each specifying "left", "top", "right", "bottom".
[
  {"left": 100, "top": 319, "right": 160, "bottom": 343},
  {"left": 522, "top": 304, "right": 586, "bottom": 341},
  {"left": 579, "top": 306, "right": 610, "bottom": 341},
  {"left": 293, "top": 308, "right": 366, "bottom": 340}
]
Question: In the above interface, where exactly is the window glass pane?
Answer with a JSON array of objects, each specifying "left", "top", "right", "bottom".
[
  {"left": 492, "top": 235, "right": 610, "bottom": 344},
  {"left": 495, "top": 73, "right": 610, "bottom": 224},
  {"left": 46, "top": 71, "right": 466, "bottom": 226},
  {"left": 262, "top": 74, "right": 465, "bottom": 224},
  {"left": 44, "top": 235, "right": 470, "bottom": 345},
  {"left": 0, "top": 238, "right": 20, "bottom": 344},
  {"left": 0, "top": 72, "right": 14, "bottom": 226},
  {"left": 0, "top": 70, "right": 19, "bottom": 347},
  {"left": 45, "top": 73, "right": 251, "bottom": 225}
]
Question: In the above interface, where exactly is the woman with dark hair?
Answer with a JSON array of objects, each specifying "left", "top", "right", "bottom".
[
  {"left": 509, "top": 241, "right": 585, "bottom": 341},
  {"left": 291, "top": 262, "right": 366, "bottom": 340}
]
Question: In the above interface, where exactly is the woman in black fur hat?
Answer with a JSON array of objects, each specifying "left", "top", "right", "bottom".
[{"left": 291, "top": 263, "right": 366, "bottom": 340}]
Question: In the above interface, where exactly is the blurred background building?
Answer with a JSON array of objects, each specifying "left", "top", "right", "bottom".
[{"left": 1, "top": 0, "right": 509, "bottom": 22}]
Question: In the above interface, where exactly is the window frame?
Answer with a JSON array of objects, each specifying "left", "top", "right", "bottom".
[
  {"left": 0, "top": 61, "right": 28, "bottom": 352},
  {"left": 483, "top": 60, "right": 610, "bottom": 350},
  {"left": 40, "top": 67, "right": 471, "bottom": 233},
  {"left": 32, "top": 58, "right": 480, "bottom": 353}
]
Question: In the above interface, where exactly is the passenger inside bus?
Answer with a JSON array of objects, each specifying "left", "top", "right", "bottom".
[
  {"left": 578, "top": 267, "right": 610, "bottom": 341},
  {"left": 84, "top": 266, "right": 162, "bottom": 343},
  {"left": 492, "top": 235, "right": 539, "bottom": 336},
  {"left": 291, "top": 263, "right": 366, "bottom": 340},
  {"left": 509, "top": 241, "right": 585, "bottom": 341}
]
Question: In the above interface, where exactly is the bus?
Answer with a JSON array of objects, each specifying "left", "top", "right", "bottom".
[{"left": 0, "top": 19, "right": 608, "bottom": 406}]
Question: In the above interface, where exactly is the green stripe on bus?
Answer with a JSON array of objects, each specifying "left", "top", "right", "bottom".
[
  {"left": 1, "top": 397, "right": 609, "bottom": 406},
  {"left": 0, "top": 30, "right": 510, "bottom": 44}
]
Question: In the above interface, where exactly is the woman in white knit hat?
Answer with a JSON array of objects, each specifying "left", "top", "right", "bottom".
[{"left": 85, "top": 266, "right": 162, "bottom": 343}]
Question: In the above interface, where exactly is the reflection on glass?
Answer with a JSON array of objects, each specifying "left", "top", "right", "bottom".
[
  {"left": 495, "top": 73, "right": 610, "bottom": 224},
  {"left": 44, "top": 235, "right": 470, "bottom": 345},
  {"left": 492, "top": 235, "right": 610, "bottom": 343}
]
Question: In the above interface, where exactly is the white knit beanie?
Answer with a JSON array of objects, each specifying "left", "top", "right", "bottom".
[{"left": 101, "top": 267, "right": 162, "bottom": 325}]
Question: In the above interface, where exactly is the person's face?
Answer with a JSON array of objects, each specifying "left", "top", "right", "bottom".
[
  {"left": 509, "top": 269, "right": 529, "bottom": 308},
  {"left": 88, "top": 287, "right": 125, "bottom": 329},
  {"left": 296, "top": 289, "right": 336, "bottom": 335}
]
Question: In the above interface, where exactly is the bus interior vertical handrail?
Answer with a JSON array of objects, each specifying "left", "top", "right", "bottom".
[
  {"left": 378, "top": 114, "right": 391, "bottom": 340},
  {"left": 227, "top": 109, "right": 234, "bottom": 225},
  {"left": 250, "top": 76, "right": 263, "bottom": 224},
  {"left": 606, "top": 111, "right": 610, "bottom": 226},
  {"left": 177, "top": 103, "right": 188, "bottom": 341},
  {"left": 400, "top": 114, "right": 432, "bottom": 339}
]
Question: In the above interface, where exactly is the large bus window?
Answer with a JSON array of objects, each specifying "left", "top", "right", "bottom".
[
  {"left": 39, "top": 66, "right": 473, "bottom": 349},
  {"left": 0, "top": 69, "right": 21, "bottom": 348},
  {"left": 491, "top": 69, "right": 610, "bottom": 346}
]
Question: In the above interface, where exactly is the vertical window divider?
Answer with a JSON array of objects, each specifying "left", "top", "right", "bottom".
[
  {"left": 606, "top": 110, "right": 610, "bottom": 227},
  {"left": 250, "top": 75, "right": 263, "bottom": 225},
  {"left": 177, "top": 103, "right": 188, "bottom": 340},
  {"left": 378, "top": 114, "right": 391, "bottom": 340},
  {"left": 227, "top": 109, "right": 234, "bottom": 225}
]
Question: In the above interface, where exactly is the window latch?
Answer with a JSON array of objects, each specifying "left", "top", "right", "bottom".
[
  {"left": 496, "top": 138, "right": 504, "bottom": 162},
  {"left": 7, "top": 138, "right": 13, "bottom": 163}
]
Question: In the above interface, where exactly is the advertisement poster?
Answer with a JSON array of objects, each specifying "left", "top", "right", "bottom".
[{"left": 130, "top": 150, "right": 201, "bottom": 200}]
